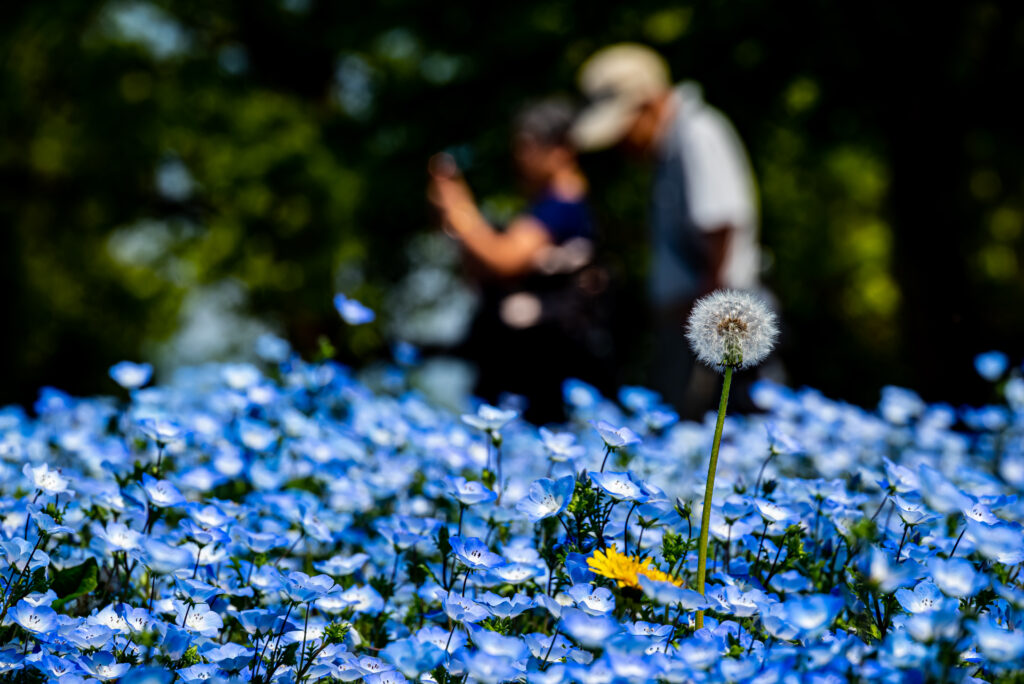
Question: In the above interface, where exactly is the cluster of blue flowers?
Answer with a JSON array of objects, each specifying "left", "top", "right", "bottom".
[{"left": 1, "top": 341, "right": 1023, "bottom": 683}]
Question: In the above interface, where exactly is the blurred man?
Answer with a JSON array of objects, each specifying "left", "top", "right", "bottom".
[{"left": 571, "top": 43, "right": 761, "bottom": 416}]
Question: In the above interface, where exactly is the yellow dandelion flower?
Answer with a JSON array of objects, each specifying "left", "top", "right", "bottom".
[{"left": 587, "top": 546, "right": 683, "bottom": 589}]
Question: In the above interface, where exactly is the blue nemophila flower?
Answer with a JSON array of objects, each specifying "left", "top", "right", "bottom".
[
  {"left": 1, "top": 538, "right": 50, "bottom": 573},
  {"left": 893, "top": 496, "right": 937, "bottom": 526},
  {"left": 444, "top": 476, "right": 497, "bottom": 506},
  {"left": 25, "top": 505, "right": 70, "bottom": 536},
  {"left": 66, "top": 623, "right": 115, "bottom": 650},
  {"left": 927, "top": 557, "right": 986, "bottom": 598},
  {"left": 175, "top": 602, "right": 224, "bottom": 637},
  {"left": 918, "top": 466, "right": 971, "bottom": 515},
  {"left": 141, "top": 473, "right": 186, "bottom": 508},
  {"left": 109, "top": 361, "right": 153, "bottom": 389},
  {"left": 314, "top": 553, "right": 370, "bottom": 576},
  {"left": 235, "top": 528, "right": 289, "bottom": 554},
  {"left": 174, "top": 577, "right": 223, "bottom": 603},
  {"left": 972, "top": 615, "right": 1024, "bottom": 663},
  {"left": 468, "top": 625, "right": 530, "bottom": 659},
  {"left": 895, "top": 580, "right": 946, "bottom": 613},
  {"left": 967, "top": 519, "right": 1024, "bottom": 564},
  {"left": 879, "top": 386, "right": 926, "bottom": 425},
  {"left": 524, "top": 632, "right": 572, "bottom": 663},
  {"left": 376, "top": 515, "right": 442, "bottom": 550},
  {"left": 22, "top": 463, "right": 71, "bottom": 496},
  {"left": 619, "top": 385, "right": 663, "bottom": 414},
  {"left": 590, "top": 471, "right": 648, "bottom": 502},
  {"left": 461, "top": 404, "right": 518, "bottom": 433},
  {"left": 137, "top": 417, "right": 183, "bottom": 446},
  {"left": 177, "top": 664, "right": 221, "bottom": 683},
  {"left": 974, "top": 351, "right": 1008, "bottom": 381},
  {"left": 283, "top": 571, "right": 339, "bottom": 603},
  {"left": 21, "top": 590, "right": 57, "bottom": 608},
  {"left": 773, "top": 594, "right": 843, "bottom": 639},
  {"left": 36, "top": 655, "right": 82, "bottom": 680},
  {"left": 415, "top": 624, "right": 466, "bottom": 654},
  {"left": 765, "top": 421, "right": 802, "bottom": 454},
  {"left": 141, "top": 538, "right": 193, "bottom": 574},
  {"left": 567, "top": 584, "right": 615, "bottom": 616},
  {"left": 442, "top": 592, "right": 490, "bottom": 624},
  {"left": 381, "top": 638, "right": 445, "bottom": 679},
  {"left": 590, "top": 420, "right": 641, "bottom": 449},
  {"left": 561, "top": 608, "right": 620, "bottom": 649},
  {"left": 200, "top": 642, "right": 253, "bottom": 671},
  {"left": 236, "top": 609, "right": 297, "bottom": 636},
  {"left": 340, "top": 584, "right": 385, "bottom": 613},
  {"left": 449, "top": 536, "right": 504, "bottom": 571},
  {"left": 770, "top": 569, "right": 812, "bottom": 594},
  {"left": 256, "top": 333, "right": 291, "bottom": 362},
  {"left": 642, "top": 407, "right": 679, "bottom": 432},
  {"left": 237, "top": 418, "right": 278, "bottom": 451},
  {"left": 461, "top": 650, "right": 520, "bottom": 684},
  {"left": 709, "top": 585, "right": 770, "bottom": 618},
  {"left": 539, "top": 427, "right": 586, "bottom": 462},
  {"left": 516, "top": 475, "right": 574, "bottom": 523},
  {"left": 564, "top": 553, "right": 596, "bottom": 585},
  {"left": 92, "top": 521, "right": 142, "bottom": 553},
  {"left": 80, "top": 652, "right": 132, "bottom": 681},
  {"left": 904, "top": 608, "right": 960, "bottom": 643},
  {"left": 489, "top": 561, "right": 541, "bottom": 585},
  {"left": 753, "top": 498, "right": 798, "bottom": 525},
  {"left": 477, "top": 592, "right": 533, "bottom": 619},
  {"left": 963, "top": 501, "right": 1001, "bottom": 525},
  {"left": 94, "top": 604, "right": 131, "bottom": 634},
  {"left": 220, "top": 362, "right": 261, "bottom": 389},
  {"left": 868, "top": 546, "right": 917, "bottom": 592},
  {"left": 334, "top": 293, "right": 375, "bottom": 324},
  {"left": 10, "top": 600, "right": 58, "bottom": 635}
]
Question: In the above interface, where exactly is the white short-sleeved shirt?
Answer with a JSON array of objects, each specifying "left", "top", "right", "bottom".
[{"left": 649, "top": 82, "right": 760, "bottom": 305}]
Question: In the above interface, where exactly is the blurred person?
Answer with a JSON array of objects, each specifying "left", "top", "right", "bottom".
[
  {"left": 428, "top": 99, "right": 611, "bottom": 424},
  {"left": 571, "top": 43, "right": 765, "bottom": 417}
]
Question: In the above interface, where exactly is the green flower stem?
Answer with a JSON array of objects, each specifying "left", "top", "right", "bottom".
[{"left": 696, "top": 365, "right": 733, "bottom": 629}]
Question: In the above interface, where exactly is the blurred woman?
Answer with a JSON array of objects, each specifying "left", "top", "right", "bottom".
[{"left": 428, "top": 99, "right": 610, "bottom": 424}]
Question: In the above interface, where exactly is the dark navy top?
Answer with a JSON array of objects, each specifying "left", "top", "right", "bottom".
[{"left": 527, "top": 192, "right": 593, "bottom": 245}]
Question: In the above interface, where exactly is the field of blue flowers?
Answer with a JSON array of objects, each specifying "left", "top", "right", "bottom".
[{"left": 1, "top": 335, "right": 1023, "bottom": 683}]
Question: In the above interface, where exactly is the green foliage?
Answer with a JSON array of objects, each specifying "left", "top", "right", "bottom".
[
  {"left": 2, "top": 0, "right": 1023, "bottom": 406},
  {"left": 51, "top": 557, "right": 99, "bottom": 609},
  {"left": 323, "top": 621, "right": 351, "bottom": 645}
]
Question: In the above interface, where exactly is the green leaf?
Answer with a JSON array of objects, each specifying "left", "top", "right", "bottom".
[{"left": 51, "top": 557, "right": 98, "bottom": 609}]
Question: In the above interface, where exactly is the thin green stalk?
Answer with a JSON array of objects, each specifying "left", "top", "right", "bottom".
[{"left": 696, "top": 365, "right": 733, "bottom": 629}]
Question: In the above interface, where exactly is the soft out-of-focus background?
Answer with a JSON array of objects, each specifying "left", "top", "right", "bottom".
[{"left": 2, "top": 0, "right": 1023, "bottom": 408}]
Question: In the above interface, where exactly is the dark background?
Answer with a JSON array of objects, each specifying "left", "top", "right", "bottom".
[{"left": 2, "top": 0, "right": 1022, "bottom": 408}]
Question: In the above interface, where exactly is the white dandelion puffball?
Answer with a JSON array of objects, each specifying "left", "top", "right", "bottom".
[{"left": 686, "top": 290, "right": 778, "bottom": 370}]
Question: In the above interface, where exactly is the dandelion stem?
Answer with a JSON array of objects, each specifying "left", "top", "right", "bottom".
[{"left": 696, "top": 365, "right": 732, "bottom": 630}]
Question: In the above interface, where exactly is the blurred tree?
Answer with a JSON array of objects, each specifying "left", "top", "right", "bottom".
[{"left": 1, "top": 0, "right": 1022, "bottom": 407}]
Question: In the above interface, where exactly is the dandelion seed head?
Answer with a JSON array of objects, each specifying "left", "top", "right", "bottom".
[{"left": 685, "top": 289, "right": 778, "bottom": 370}]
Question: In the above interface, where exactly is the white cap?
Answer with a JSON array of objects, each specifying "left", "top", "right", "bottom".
[{"left": 571, "top": 44, "right": 672, "bottom": 151}]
